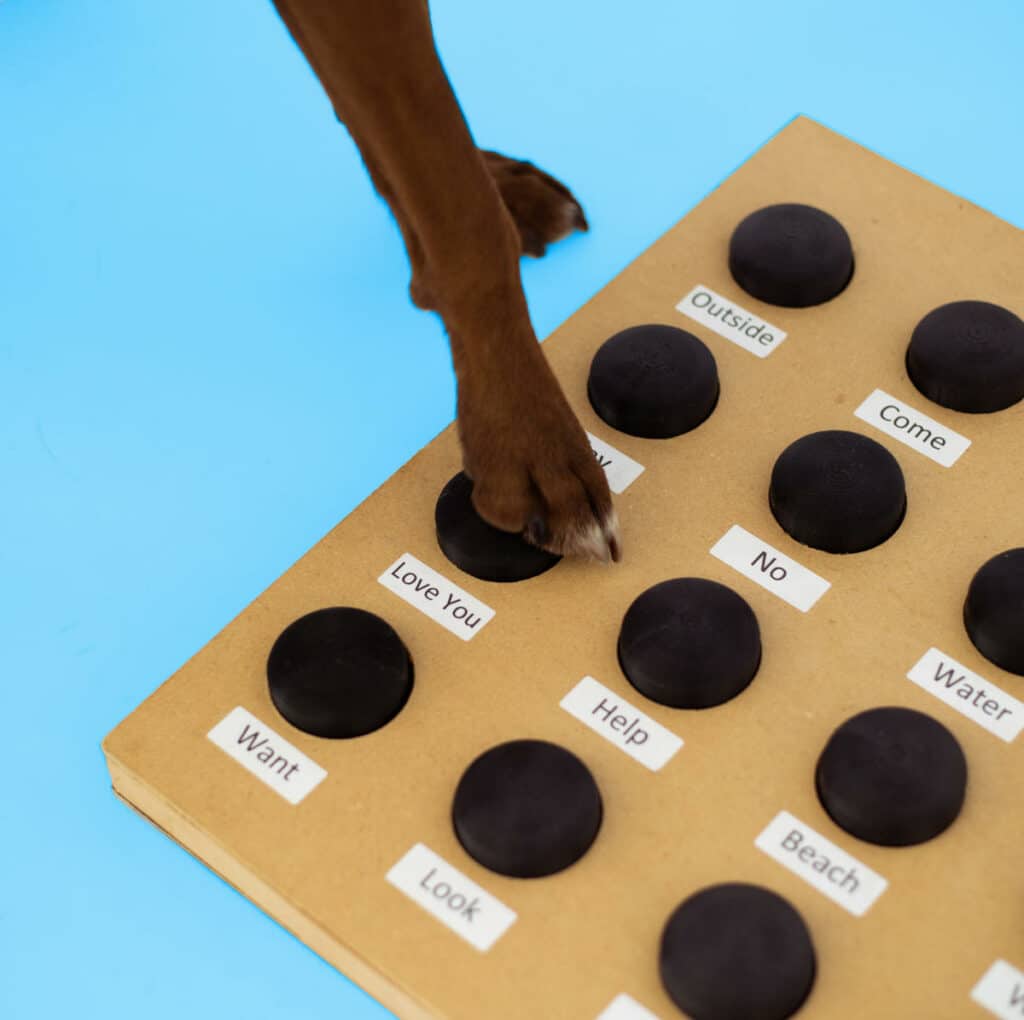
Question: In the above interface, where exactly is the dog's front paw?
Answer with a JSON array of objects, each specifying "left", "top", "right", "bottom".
[
  {"left": 481, "top": 149, "right": 588, "bottom": 258},
  {"left": 458, "top": 370, "right": 621, "bottom": 563}
]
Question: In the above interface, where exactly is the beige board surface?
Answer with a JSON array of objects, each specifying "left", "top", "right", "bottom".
[{"left": 103, "top": 116, "right": 1024, "bottom": 1020}]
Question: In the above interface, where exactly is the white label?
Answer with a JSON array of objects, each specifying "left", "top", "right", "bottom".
[
  {"left": 972, "top": 959, "right": 1024, "bottom": 1019},
  {"left": 560, "top": 676, "right": 683, "bottom": 771},
  {"left": 676, "top": 284, "right": 787, "bottom": 358},
  {"left": 379, "top": 553, "right": 495, "bottom": 641},
  {"left": 207, "top": 706, "right": 327, "bottom": 805},
  {"left": 854, "top": 388, "right": 970, "bottom": 467},
  {"left": 386, "top": 843, "right": 516, "bottom": 951},
  {"left": 596, "top": 994, "right": 663, "bottom": 1020},
  {"left": 710, "top": 525, "right": 830, "bottom": 612},
  {"left": 587, "top": 432, "right": 645, "bottom": 494},
  {"left": 755, "top": 811, "right": 888, "bottom": 916},
  {"left": 907, "top": 647, "right": 1023, "bottom": 743}
]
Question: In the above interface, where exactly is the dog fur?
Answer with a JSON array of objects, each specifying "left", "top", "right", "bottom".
[{"left": 271, "top": 0, "right": 621, "bottom": 562}]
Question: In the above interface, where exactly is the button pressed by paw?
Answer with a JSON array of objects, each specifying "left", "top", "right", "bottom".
[
  {"left": 964, "top": 548, "right": 1024, "bottom": 676},
  {"left": 267, "top": 607, "right": 413, "bottom": 738},
  {"left": 906, "top": 300, "right": 1024, "bottom": 413},
  {"left": 618, "top": 578, "right": 761, "bottom": 709},
  {"left": 587, "top": 324, "right": 719, "bottom": 439},
  {"left": 729, "top": 203, "right": 854, "bottom": 307},
  {"left": 815, "top": 706, "right": 967, "bottom": 846},
  {"left": 435, "top": 471, "right": 561, "bottom": 583},
  {"left": 660, "top": 883, "right": 817, "bottom": 1020},
  {"left": 452, "top": 739, "right": 602, "bottom": 878},
  {"left": 770, "top": 429, "right": 906, "bottom": 553}
]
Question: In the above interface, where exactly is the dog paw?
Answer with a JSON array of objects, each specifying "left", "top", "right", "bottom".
[
  {"left": 481, "top": 149, "right": 588, "bottom": 258},
  {"left": 458, "top": 366, "right": 621, "bottom": 563}
]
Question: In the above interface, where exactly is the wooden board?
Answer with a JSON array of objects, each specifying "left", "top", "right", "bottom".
[{"left": 103, "top": 116, "right": 1024, "bottom": 1020}]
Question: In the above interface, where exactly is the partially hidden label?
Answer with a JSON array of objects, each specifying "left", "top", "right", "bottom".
[
  {"left": 561, "top": 675, "right": 683, "bottom": 771},
  {"left": 755, "top": 810, "right": 887, "bottom": 916},
  {"left": 379, "top": 552, "right": 495, "bottom": 641},
  {"left": 710, "top": 525, "right": 830, "bottom": 612},
  {"left": 596, "top": 994, "right": 663, "bottom": 1020},
  {"left": 676, "top": 284, "right": 787, "bottom": 358},
  {"left": 207, "top": 706, "right": 327, "bottom": 805},
  {"left": 386, "top": 842, "right": 516, "bottom": 951},
  {"left": 972, "top": 959, "right": 1024, "bottom": 1019},
  {"left": 854, "top": 388, "right": 970, "bottom": 467},
  {"left": 907, "top": 647, "right": 1023, "bottom": 743},
  {"left": 587, "top": 432, "right": 645, "bottom": 494}
]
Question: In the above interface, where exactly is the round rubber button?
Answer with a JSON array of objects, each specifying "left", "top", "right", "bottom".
[
  {"left": 964, "top": 547, "right": 1024, "bottom": 676},
  {"left": 816, "top": 706, "right": 967, "bottom": 846},
  {"left": 435, "top": 471, "right": 561, "bottom": 583},
  {"left": 906, "top": 300, "right": 1024, "bottom": 413},
  {"left": 267, "top": 607, "right": 413, "bottom": 738},
  {"left": 587, "top": 324, "right": 719, "bottom": 438},
  {"left": 660, "top": 883, "right": 816, "bottom": 1020},
  {"left": 452, "top": 739, "right": 602, "bottom": 878},
  {"left": 769, "top": 430, "right": 906, "bottom": 553},
  {"left": 729, "top": 203, "right": 854, "bottom": 307},
  {"left": 618, "top": 578, "right": 761, "bottom": 709}
]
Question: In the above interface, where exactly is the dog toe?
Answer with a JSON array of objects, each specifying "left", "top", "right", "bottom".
[
  {"left": 481, "top": 149, "right": 589, "bottom": 257},
  {"left": 527, "top": 457, "right": 622, "bottom": 563}
]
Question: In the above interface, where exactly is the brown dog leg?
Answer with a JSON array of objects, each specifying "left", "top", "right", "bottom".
[{"left": 271, "top": 0, "right": 620, "bottom": 562}]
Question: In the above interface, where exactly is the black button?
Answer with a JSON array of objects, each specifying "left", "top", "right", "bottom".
[
  {"left": 267, "top": 607, "right": 413, "bottom": 738},
  {"left": 587, "top": 324, "right": 719, "bottom": 439},
  {"left": 729, "top": 203, "right": 854, "bottom": 307},
  {"left": 435, "top": 471, "right": 560, "bottom": 582},
  {"left": 964, "top": 548, "right": 1024, "bottom": 676},
  {"left": 452, "top": 739, "right": 602, "bottom": 878},
  {"left": 906, "top": 301, "right": 1024, "bottom": 413},
  {"left": 770, "top": 430, "right": 906, "bottom": 553},
  {"left": 660, "top": 883, "right": 816, "bottom": 1020},
  {"left": 618, "top": 578, "right": 761, "bottom": 709},
  {"left": 816, "top": 706, "right": 967, "bottom": 846}
]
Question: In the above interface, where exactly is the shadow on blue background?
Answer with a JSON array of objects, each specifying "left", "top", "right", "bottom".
[{"left": 2, "top": 1, "right": 1021, "bottom": 1017}]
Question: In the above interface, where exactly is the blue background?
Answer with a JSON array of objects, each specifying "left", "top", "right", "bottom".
[{"left": 2, "top": 1, "right": 1021, "bottom": 1017}]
